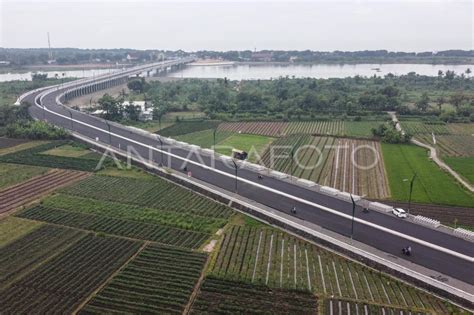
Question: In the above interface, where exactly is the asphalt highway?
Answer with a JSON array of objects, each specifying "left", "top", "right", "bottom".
[{"left": 23, "top": 63, "right": 474, "bottom": 285}]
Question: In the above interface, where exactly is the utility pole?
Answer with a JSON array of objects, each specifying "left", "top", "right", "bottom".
[
  {"left": 350, "top": 194, "right": 356, "bottom": 240},
  {"left": 231, "top": 159, "right": 238, "bottom": 193}
]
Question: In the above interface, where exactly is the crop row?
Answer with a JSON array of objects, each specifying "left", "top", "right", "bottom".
[
  {"left": 321, "top": 138, "right": 389, "bottom": 199},
  {"left": 218, "top": 121, "right": 289, "bottom": 137},
  {"left": 260, "top": 135, "right": 389, "bottom": 199},
  {"left": 400, "top": 121, "right": 450, "bottom": 135},
  {"left": 62, "top": 175, "right": 233, "bottom": 219},
  {"left": 190, "top": 275, "right": 318, "bottom": 314},
  {"left": 81, "top": 244, "right": 207, "bottom": 314},
  {"left": 44, "top": 194, "right": 227, "bottom": 234},
  {"left": 0, "top": 141, "right": 103, "bottom": 171},
  {"left": 210, "top": 226, "right": 447, "bottom": 312},
  {"left": 159, "top": 120, "right": 221, "bottom": 137},
  {"left": 17, "top": 206, "right": 209, "bottom": 249},
  {"left": 0, "top": 234, "right": 141, "bottom": 314},
  {"left": 416, "top": 134, "right": 474, "bottom": 157},
  {"left": 323, "top": 298, "right": 427, "bottom": 315},
  {"left": 286, "top": 120, "right": 345, "bottom": 136},
  {"left": 0, "top": 225, "right": 85, "bottom": 289}
]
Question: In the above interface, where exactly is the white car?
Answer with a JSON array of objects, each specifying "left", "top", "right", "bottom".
[{"left": 392, "top": 208, "right": 407, "bottom": 218}]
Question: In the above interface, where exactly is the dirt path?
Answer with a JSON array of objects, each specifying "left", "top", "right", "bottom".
[
  {"left": 387, "top": 112, "right": 473, "bottom": 193},
  {"left": 183, "top": 254, "right": 211, "bottom": 314},
  {"left": 72, "top": 241, "right": 149, "bottom": 314}
]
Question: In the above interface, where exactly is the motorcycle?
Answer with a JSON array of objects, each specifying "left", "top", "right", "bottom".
[{"left": 402, "top": 246, "right": 412, "bottom": 256}]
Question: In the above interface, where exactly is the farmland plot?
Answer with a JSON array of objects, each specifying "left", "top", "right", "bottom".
[
  {"left": 260, "top": 136, "right": 390, "bottom": 199},
  {"left": 191, "top": 276, "right": 318, "bottom": 314},
  {"left": 159, "top": 121, "right": 221, "bottom": 137},
  {"left": 322, "top": 138, "right": 390, "bottom": 199},
  {"left": 61, "top": 175, "right": 233, "bottom": 219},
  {"left": 0, "top": 141, "right": 104, "bottom": 171},
  {"left": 17, "top": 206, "right": 210, "bottom": 249},
  {"left": 0, "top": 217, "right": 41, "bottom": 246},
  {"left": 210, "top": 226, "right": 448, "bottom": 313},
  {"left": 0, "top": 234, "right": 141, "bottom": 314},
  {"left": 175, "top": 129, "right": 232, "bottom": 148},
  {"left": 323, "top": 298, "right": 428, "bottom": 315},
  {"left": 218, "top": 121, "right": 288, "bottom": 137},
  {"left": 81, "top": 244, "right": 207, "bottom": 314},
  {"left": 447, "top": 123, "right": 474, "bottom": 135},
  {"left": 416, "top": 134, "right": 474, "bottom": 157},
  {"left": 400, "top": 121, "right": 450, "bottom": 135},
  {"left": 0, "top": 162, "right": 48, "bottom": 190},
  {"left": 0, "top": 225, "right": 85, "bottom": 289},
  {"left": 286, "top": 121, "right": 345, "bottom": 136}
]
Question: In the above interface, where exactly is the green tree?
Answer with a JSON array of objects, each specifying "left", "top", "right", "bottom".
[
  {"left": 415, "top": 93, "right": 430, "bottom": 112},
  {"left": 98, "top": 94, "right": 122, "bottom": 121}
]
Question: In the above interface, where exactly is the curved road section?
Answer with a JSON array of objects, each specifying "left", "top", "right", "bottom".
[{"left": 19, "top": 59, "right": 473, "bottom": 305}]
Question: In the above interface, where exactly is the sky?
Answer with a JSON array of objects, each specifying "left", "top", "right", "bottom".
[{"left": 0, "top": 0, "right": 472, "bottom": 52}]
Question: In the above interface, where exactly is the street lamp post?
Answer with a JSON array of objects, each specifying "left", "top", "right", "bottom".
[
  {"left": 408, "top": 173, "right": 417, "bottom": 215},
  {"left": 350, "top": 194, "right": 356, "bottom": 240},
  {"left": 156, "top": 135, "right": 164, "bottom": 166},
  {"left": 290, "top": 146, "right": 296, "bottom": 179},
  {"left": 104, "top": 119, "right": 112, "bottom": 145},
  {"left": 213, "top": 127, "right": 218, "bottom": 150},
  {"left": 66, "top": 108, "right": 73, "bottom": 131},
  {"left": 231, "top": 159, "right": 238, "bottom": 193}
]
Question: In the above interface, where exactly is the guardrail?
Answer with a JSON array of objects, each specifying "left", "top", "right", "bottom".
[
  {"left": 454, "top": 228, "right": 474, "bottom": 241},
  {"left": 413, "top": 215, "right": 441, "bottom": 228}
]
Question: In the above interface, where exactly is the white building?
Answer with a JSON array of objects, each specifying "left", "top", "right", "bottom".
[{"left": 122, "top": 101, "right": 154, "bottom": 121}]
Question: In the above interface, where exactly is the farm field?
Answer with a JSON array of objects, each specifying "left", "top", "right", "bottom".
[
  {"left": 0, "top": 141, "right": 104, "bottom": 171},
  {"left": 0, "top": 162, "right": 48, "bottom": 190},
  {"left": 159, "top": 120, "right": 221, "bottom": 137},
  {"left": 0, "top": 169, "right": 90, "bottom": 216},
  {"left": 400, "top": 121, "right": 450, "bottom": 135},
  {"left": 323, "top": 298, "right": 426, "bottom": 315},
  {"left": 17, "top": 175, "right": 232, "bottom": 248},
  {"left": 218, "top": 121, "right": 288, "bottom": 137},
  {"left": 175, "top": 129, "right": 232, "bottom": 148},
  {"left": 61, "top": 175, "right": 233, "bottom": 219},
  {"left": 0, "top": 233, "right": 141, "bottom": 314},
  {"left": 0, "top": 217, "right": 41, "bottom": 246},
  {"left": 444, "top": 157, "right": 474, "bottom": 184},
  {"left": 191, "top": 276, "right": 318, "bottom": 314},
  {"left": 209, "top": 225, "right": 448, "bottom": 313},
  {"left": 81, "top": 244, "right": 207, "bottom": 314},
  {"left": 382, "top": 143, "right": 474, "bottom": 207},
  {"left": 447, "top": 123, "right": 474, "bottom": 135},
  {"left": 284, "top": 121, "right": 383, "bottom": 138},
  {"left": 0, "top": 139, "right": 47, "bottom": 156},
  {"left": 416, "top": 134, "right": 474, "bottom": 157},
  {"left": 0, "top": 224, "right": 85, "bottom": 289},
  {"left": 216, "top": 133, "right": 274, "bottom": 162},
  {"left": 285, "top": 121, "right": 345, "bottom": 136},
  {"left": 41, "top": 143, "right": 95, "bottom": 158},
  {"left": 0, "top": 137, "right": 30, "bottom": 149},
  {"left": 42, "top": 194, "right": 228, "bottom": 234},
  {"left": 260, "top": 135, "right": 389, "bottom": 199}
]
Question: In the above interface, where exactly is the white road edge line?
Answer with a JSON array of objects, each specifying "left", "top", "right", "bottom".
[{"left": 36, "top": 90, "right": 474, "bottom": 263}]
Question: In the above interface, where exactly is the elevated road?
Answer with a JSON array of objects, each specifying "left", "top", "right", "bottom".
[{"left": 20, "top": 59, "right": 473, "bottom": 302}]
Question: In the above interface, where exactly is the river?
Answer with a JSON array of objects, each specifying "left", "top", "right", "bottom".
[
  {"left": 1, "top": 63, "right": 472, "bottom": 82},
  {"left": 167, "top": 63, "right": 473, "bottom": 80}
]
